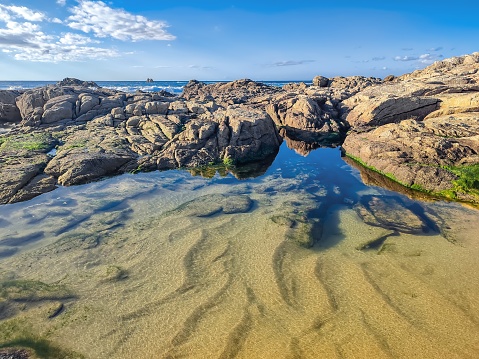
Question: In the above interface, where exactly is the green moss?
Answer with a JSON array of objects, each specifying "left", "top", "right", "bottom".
[
  {"left": 346, "top": 154, "right": 429, "bottom": 193},
  {"left": 0, "top": 319, "right": 83, "bottom": 359},
  {"left": 58, "top": 140, "right": 87, "bottom": 151},
  {"left": 447, "top": 164, "right": 479, "bottom": 193},
  {"left": 346, "top": 153, "right": 479, "bottom": 204},
  {"left": 0, "top": 280, "right": 72, "bottom": 302},
  {"left": 222, "top": 156, "right": 235, "bottom": 168},
  {"left": 0, "top": 133, "right": 54, "bottom": 153}
]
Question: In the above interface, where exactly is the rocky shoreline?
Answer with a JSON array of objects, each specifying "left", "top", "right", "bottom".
[{"left": 1, "top": 53, "right": 479, "bottom": 205}]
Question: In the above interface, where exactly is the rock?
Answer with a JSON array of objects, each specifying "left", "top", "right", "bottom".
[
  {"left": 157, "top": 119, "right": 219, "bottom": 169},
  {"left": 0, "top": 90, "right": 22, "bottom": 123},
  {"left": 78, "top": 93, "right": 100, "bottom": 116},
  {"left": 8, "top": 174, "right": 57, "bottom": 204},
  {"left": 181, "top": 79, "right": 281, "bottom": 107},
  {"left": 218, "top": 105, "right": 282, "bottom": 163},
  {"left": 44, "top": 128, "right": 137, "bottom": 186},
  {"left": 42, "top": 95, "right": 77, "bottom": 124},
  {"left": 0, "top": 154, "right": 50, "bottom": 205},
  {"left": 145, "top": 101, "right": 169, "bottom": 115},
  {"left": 170, "top": 194, "right": 253, "bottom": 217},
  {"left": 0, "top": 348, "right": 31, "bottom": 359},
  {"left": 149, "top": 115, "right": 180, "bottom": 140},
  {"left": 57, "top": 77, "right": 99, "bottom": 87},
  {"left": 355, "top": 195, "right": 431, "bottom": 234},
  {"left": 341, "top": 52, "right": 479, "bottom": 202},
  {"left": 312, "top": 75, "right": 329, "bottom": 87},
  {"left": 383, "top": 75, "right": 396, "bottom": 82},
  {"left": 283, "top": 82, "right": 308, "bottom": 91},
  {"left": 345, "top": 96, "right": 440, "bottom": 127}
]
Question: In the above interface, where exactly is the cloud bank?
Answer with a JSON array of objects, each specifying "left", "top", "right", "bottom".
[
  {"left": 67, "top": 1, "right": 176, "bottom": 41},
  {"left": 0, "top": 1, "right": 176, "bottom": 63}
]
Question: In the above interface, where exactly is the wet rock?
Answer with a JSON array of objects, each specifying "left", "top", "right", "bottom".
[
  {"left": 103, "top": 265, "right": 128, "bottom": 282},
  {"left": 170, "top": 194, "right": 253, "bottom": 217},
  {"left": 46, "top": 301, "right": 64, "bottom": 318},
  {"left": 355, "top": 195, "right": 431, "bottom": 234},
  {"left": 0, "top": 153, "right": 51, "bottom": 205},
  {"left": 0, "top": 348, "right": 31, "bottom": 359}
]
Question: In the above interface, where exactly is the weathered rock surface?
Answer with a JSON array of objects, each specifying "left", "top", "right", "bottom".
[
  {"left": 0, "top": 90, "right": 22, "bottom": 123},
  {"left": 342, "top": 52, "right": 479, "bottom": 202},
  {"left": 3, "top": 53, "right": 479, "bottom": 205}
]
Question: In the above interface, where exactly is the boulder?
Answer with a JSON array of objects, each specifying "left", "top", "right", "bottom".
[
  {"left": 345, "top": 96, "right": 440, "bottom": 127},
  {"left": 0, "top": 90, "right": 22, "bottom": 123},
  {"left": 312, "top": 75, "right": 329, "bottom": 87},
  {"left": 219, "top": 105, "right": 282, "bottom": 163},
  {"left": 42, "top": 95, "right": 77, "bottom": 124}
]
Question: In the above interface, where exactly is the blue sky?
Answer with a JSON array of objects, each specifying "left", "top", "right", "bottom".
[{"left": 0, "top": 0, "right": 478, "bottom": 81}]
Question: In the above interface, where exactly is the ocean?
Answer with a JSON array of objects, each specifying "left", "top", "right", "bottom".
[{"left": 0, "top": 80, "right": 311, "bottom": 93}]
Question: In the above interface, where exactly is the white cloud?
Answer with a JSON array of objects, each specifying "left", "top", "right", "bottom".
[
  {"left": 57, "top": 0, "right": 67, "bottom": 6},
  {"left": 394, "top": 55, "right": 419, "bottom": 62},
  {"left": 67, "top": 1, "right": 176, "bottom": 41},
  {"left": 59, "top": 32, "right": 99, "bottom": 45},
  {"left": 0, "top": 5, "right": 45, "bottom": 22},
  {"left": 188, "top": 65, "right": 213, "bottom": 70},
  {"left": 13, "top": 45, "right": 119, "bottom": 62},
  {"left": 418, "top": 53, "right": 443, "bottom": 64},
  {"left": 267, "top": 60, "right": 315, "bottom": 67},
  {"left": 51, "top": 17, "right": 63, "bottom": 24},
  {"left": 0, "top": 19, "right": 118, "bottom": 62},
  {"left": 394, "top": 53, "right": 444, "bottom": 65}
]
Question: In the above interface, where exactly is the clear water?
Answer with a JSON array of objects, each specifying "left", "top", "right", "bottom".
[{"left": 0, "top": 144, "right": 478, "bottom": 358}]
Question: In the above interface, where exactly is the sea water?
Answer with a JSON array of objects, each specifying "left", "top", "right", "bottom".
[
  {"left": 0, "top": 80, "right": 309, "bottom": 94},
  {"left": 1, "top": 143, "right": 478, "bottom": 358}
]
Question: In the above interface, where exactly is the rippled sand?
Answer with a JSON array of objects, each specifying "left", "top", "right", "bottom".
[{"left": 1, "top": 150, "right": 479, "bottom": 358}]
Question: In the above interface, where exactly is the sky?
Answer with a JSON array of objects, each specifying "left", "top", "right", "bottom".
[{"left": 0, "top": 0, "right": 478, "bottom": 81}]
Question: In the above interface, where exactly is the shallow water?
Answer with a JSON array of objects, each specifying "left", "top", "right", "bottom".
[{"left": 1, "top": 144, "right": 478, "bottom": 358}]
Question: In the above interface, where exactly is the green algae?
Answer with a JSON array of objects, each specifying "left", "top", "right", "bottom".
[
  {"left": 0, "top": 319, "right": 82, "bottom": 359},
  {"left": 0, "top": 280, "right": 73, "bottom": 302},
  {"left": 0, "top": 133, "right": 55, "bottom": 153}
]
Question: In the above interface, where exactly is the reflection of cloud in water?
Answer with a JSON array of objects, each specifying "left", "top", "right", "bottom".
[{"left": 0, "top": 144, "right": 478, "bottom": 358}]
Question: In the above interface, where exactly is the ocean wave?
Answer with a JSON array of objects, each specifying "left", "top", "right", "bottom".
[{"left": 101, "top": 85, "right": 184, "bottom": 94}]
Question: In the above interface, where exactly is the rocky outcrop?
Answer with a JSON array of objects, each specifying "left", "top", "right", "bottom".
[
  {"left": 57, "top": 77, "right": 99, "bottom": 87},
  {"left": 0, "top": 90, "right": 22, "bottom": 123},
  {"left": 342, "top": 52, "right": 479, "bottom": 203},
  {"left": 155, "top": 105, "right": 282, "bottom": 170},
  {"left": 1, "top": 78, "right": 291, "bottom": 204},
  {"left": 3, "top": 53, "right": 479, "bottom": 206}
]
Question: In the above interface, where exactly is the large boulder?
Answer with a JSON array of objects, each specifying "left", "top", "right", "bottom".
[
  {"left": 156, "top": 105, "right": 282, "bottom": 169},
  {"left": 312, "top": 75, "right": 329, "bottom": 87},
  {"left": 42, "top": 95, "right": 77, "bottom": 124},
  {"left": 44, "top": 128, "right": 137, "bottom": 186},
  {"left": 0, "top": 90, "right": 22, "bottom": 123},
  {"left": 219, "top": 105, "right": 282, "bottom": 163},
  {"left": 345, "top": 96, "right": 440, "bottom": 127}
]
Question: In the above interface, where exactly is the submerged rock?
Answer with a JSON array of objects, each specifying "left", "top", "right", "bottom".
[
  {"left": 170, "top": 194, "right": 253, "bottom": 217},
  {"left": 355, "top": 195, "right": 435, "bottom": 234}
]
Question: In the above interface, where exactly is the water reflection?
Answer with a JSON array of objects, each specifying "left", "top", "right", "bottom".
[{"left": 1, "top": 143, "right": 479, "bottom": 358}]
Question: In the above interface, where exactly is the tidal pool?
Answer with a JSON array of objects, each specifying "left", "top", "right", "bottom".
[{"left": 1, "top": 143, "right": 478, "bottom": 358}]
